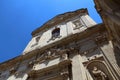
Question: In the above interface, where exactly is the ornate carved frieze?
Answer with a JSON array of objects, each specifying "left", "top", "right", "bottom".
[{"left": 35, "top": 48, "right": 69, "bottom": 63}]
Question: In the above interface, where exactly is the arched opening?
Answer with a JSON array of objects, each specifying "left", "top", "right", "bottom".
[
  {"left": 52, "top": 28, "right": 60, "bottom": 39},
  {"left": 86, "top": 60, "right": 114, "bottom": 80}
]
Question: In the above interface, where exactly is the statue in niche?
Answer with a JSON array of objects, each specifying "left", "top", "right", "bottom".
[{"left": 91, "top": 66, "right": 109, "bottom": 80}]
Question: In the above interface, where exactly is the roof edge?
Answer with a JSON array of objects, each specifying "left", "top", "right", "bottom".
[{"left": 31, "top": 8, "right": 88, "bottom": 36}]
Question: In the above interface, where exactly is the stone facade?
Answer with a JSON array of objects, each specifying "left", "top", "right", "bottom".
[
  {"left": 0, "top": 8, "right": 119, "bottom": 80},
  {"left": 94, "top": 0, "right": 120, "bottom": 79}
]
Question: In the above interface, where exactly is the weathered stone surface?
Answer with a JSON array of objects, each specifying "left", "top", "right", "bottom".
[
  {"left": 94, "top": 0, "right": 120, "bottom": 79},
  {"left": 0, "top": 7, "right": 119, "bottom": 80}
]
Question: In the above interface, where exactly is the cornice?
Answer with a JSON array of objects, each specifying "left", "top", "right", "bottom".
[
  {"left": 31, "top": 8, "right": 88, "bottom": 36},
  {"left": 0, "top": 23, "right": 106, "bottom": 71}
]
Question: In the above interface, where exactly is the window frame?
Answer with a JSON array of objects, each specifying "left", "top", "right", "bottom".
[{"left": 72, "top": 19, "right": 83, "bottom": 30}]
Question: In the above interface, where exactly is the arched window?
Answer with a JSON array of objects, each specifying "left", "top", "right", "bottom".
[{"left": 52, "top": 28, "right": 60, "bottom": 39}]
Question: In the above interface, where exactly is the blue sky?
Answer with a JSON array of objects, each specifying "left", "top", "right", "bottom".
[{"left": 0, "top": 0, "right": 102, "bottom": 63}]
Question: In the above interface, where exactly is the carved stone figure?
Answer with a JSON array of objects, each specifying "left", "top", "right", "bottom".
[{"left": 92, "top": 66, "right": 109, "bottom": 80}]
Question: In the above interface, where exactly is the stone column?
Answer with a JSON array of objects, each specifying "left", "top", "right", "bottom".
[{"left": 70, "top": 52, "right": 87, "bottom": 80}]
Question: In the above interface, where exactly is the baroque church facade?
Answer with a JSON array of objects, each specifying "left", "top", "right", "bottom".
[{"left": 0, "top": 1, "right": 120, "bottom": 80}]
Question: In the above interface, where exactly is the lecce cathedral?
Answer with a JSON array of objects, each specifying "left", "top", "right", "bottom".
[{"left": 0, "top": 0, "right": 120, "bottom": 80}]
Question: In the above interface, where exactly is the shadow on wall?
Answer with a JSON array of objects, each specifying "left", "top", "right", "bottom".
[{"left": 113, "top": 45, "right": 120, "bottom": 67}]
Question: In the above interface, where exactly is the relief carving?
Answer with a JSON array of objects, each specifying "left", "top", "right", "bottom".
[
  {"left": 37, "top": 48, "right": 68, "bottom": 61},
  {"left": 92, "top": 66, "right": 109, "bottom": 80},
  {"left": 86, "top": 60, "right": 113, "bottom": 80}
]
